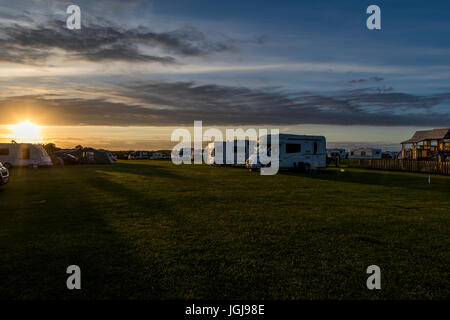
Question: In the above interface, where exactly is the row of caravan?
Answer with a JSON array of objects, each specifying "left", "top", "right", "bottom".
[
  {"left": 178, "top": 134, "right": 390, "bottom": 170},
  {"left": 128, "top": 151, "right": 170, "bottom": 160},
  {"left": 328, "top": 148, "right": 401, "bottom": 160},
  {"left": 178, "top": 134, "right": 328, "bottom": 171},
  {"left": 0, "top": 143, "right": 117, "bottom": 168}
]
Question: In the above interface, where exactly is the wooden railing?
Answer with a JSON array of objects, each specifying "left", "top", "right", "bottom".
[{"left": 348, "top": 159, "right": 450, "bottom": 175}]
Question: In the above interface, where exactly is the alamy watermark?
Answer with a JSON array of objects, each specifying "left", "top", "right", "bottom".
[
  {"left": 171, "top": 121, "right": 280, "bottom": 175},
  {"left": 66, "top": 5, "right": 81, "bottom": 30},
  {"left": 65, "top": 4, "right": 380, "bottom": 32},
  {"left": 366, "top": 265, "right": 381, "bottom": 290},
  {"left": 66, "top": 265, "right": 81, "bottom": 290},
  {"left": 366, "top": 5, "right": 381, "bottom": 30}
]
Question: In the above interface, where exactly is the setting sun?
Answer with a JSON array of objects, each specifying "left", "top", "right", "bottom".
[{"left": 8, "top": 121, "right": 43, "bottom": 143}]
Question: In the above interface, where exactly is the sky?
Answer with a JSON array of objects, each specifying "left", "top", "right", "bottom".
[{"left": 0, "top": 0, "right": 449, "bottom": 150}]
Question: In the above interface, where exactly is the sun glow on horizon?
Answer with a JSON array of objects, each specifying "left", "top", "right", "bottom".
[{"left": 8, "top": 121, "right": 43, "bottom": 143}]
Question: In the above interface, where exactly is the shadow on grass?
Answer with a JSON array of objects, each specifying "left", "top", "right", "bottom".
[
  {"left": 98, "top": 161, "right": 182, "bottom": 179},
  {"left": 81, "top": 169, "right": 299, "bottom": 299},
  {"left": 0, "top": 162, "right": 188, "bottom": 299},
  {"left": 278, "top": 167, "right": 450, "bottom": 193},
  {"left": 0, "top": 174, "right": 171, "bottom": 299},
  {"left": 1, "top": 162, "right": 448, "bottom": 299},
  {"left": 84, "top": 169, "right": 180, "bottom": 219}
]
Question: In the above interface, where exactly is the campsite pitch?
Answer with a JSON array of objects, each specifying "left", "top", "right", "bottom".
[{"left": 0, "top": 161, "right": 448, "bottom": 299}]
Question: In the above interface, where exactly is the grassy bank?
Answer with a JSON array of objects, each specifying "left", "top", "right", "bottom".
[{"left": 0, "top": 161, "right": 448, "bottom": 299}]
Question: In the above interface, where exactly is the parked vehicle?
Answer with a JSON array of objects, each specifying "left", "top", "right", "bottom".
[
  {"left": 205, "top": 140, "right": 254, "bottom": 165},
  {"left": 327, "top": 148, "right": 348, "bottom": 165},
  {"left": 190, "top": 149, "right": 204, "bottom": 162},
  {"left": 150, "top": 152, "right": 166, "bottom": 160},
  {"left": 327, "top": 148, "right": 348, "bottom": 160},
  {"left": 128, "top": 151, "right": 150, "bottom": 160},
  {"left": 160, "top": 153, "right": 171, "bottom": 160},
  {"left": 0, "top": 162, "right": 9, "bottom": 185},
  {"left": 172, "top": 147, "right": 193, "bottom": 163},
  {"left": 348, "top": 148, "right": 382, "bottom": 159},
  {"left": 0, "top": 143, "right": 53, "bottom": 168},
  {"left": 246, "top": 134, "right": 327, "bottom": 171}
]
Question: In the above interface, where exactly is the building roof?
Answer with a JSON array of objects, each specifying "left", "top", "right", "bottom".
[{"left": 401, "top": 128, "right": 450, "bottom": 144}]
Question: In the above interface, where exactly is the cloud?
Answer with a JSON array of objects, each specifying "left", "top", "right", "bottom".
[
  {"left": 1, "top": 81, "right": 450, "bottom": 127},
  {"left": 348, "top": 76, "right": 384, "bottom": 84},
  {"left": 339, "top": 87, "right": 447, "bottom": 110},
  {"left": 0, "top": 18, "right": 235, "bottom": 64}
]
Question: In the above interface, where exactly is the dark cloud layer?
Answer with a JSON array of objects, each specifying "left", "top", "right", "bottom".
[
  {"left": 1, "top": 81, "right": 450, "bottom": 127},
  {"left": 348, "top": 76, "right": 384, "bottom": 84},
  {"left": 0, "top": 19, "right": 235, "bottom": 64}
]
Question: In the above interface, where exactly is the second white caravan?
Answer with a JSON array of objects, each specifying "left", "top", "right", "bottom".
[
  {"left": 0, "top": 143, "right": 53, "bottom": 168},
  {"left": 246, "top": 134, "right": 326, "bottom": 171},
  {"left": 205, "top": 140, "right": 254, "bottom": 165}
]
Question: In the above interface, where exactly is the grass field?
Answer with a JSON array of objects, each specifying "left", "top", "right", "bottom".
[{"left": 0, "top": 160, "right": 449, "bottom": 300}]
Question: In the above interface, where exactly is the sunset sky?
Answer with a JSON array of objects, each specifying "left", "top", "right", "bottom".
[{"left": 1, "top": 0, "right": 449, "bottom": 150}]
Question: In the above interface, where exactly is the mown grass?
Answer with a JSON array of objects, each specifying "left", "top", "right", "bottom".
[{"left": 0, "top": 161, "right": 448, "bottom": 299}]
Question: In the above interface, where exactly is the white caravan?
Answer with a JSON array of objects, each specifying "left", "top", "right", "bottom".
[
  {"left": 0, "top": 143, "right": 53, "bottom": 168},
  {"left": 205, "top": 140, "right": 254, "bottom": 165},
  {"left": 246, "top": 134, "right": 327, "bottom": 171},
  {"left": 348, "top": 148, "right": 382, "bottom": 159}
]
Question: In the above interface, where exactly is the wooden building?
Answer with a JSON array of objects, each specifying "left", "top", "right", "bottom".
[{"left": 401, "top": 128, "right": 450, "bottom": 161}]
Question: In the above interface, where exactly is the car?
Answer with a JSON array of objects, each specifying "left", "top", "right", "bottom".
[{"left": 0, "top": 161, "right": 9, "bottom": 186}]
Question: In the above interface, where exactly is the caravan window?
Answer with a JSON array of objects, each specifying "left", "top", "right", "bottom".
[
  {"left": 286, "top": 143, "right": 301, "bottom": 153},
  {"left": 314, "top": 142, "right": 318, "bottom": 154},
  {"left": 22, "top": 147, "right": 30, "bottom": 160},
  {"left": 0, "top": 148, "right": 9, "bottom": 156}
]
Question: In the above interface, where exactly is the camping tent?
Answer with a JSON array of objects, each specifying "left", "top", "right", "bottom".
[{"left": 55, "top": 148, "right": 115, "bottom": 164}]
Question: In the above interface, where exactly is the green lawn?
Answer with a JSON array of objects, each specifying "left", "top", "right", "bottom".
[{"left": 0, "top": 161, "right": 448, "bottom": 299}]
